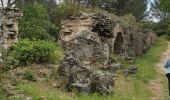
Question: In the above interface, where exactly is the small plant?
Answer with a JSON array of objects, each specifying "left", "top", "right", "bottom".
[
  {"left": 111, "top": 54, "right": 121, "bottom": 63},
  {"left": 7, "top": 39, "right": 62, "bottom": 66},
  {"left": 23, "top": 71, "right": 36, "bottom": 81},
  {"left": 52, "top": 3, "right": 78, "bottom": 26}
]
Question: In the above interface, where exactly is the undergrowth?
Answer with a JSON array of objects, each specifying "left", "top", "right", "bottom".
[
  {"left": 0, "top": 37, "right": 168, "bottom": 100},
  {"left": 7, "top": 38, "right": 168, "bottom": 100},
  {"left": 135, "top": 37, "right": 168, "bottom": 83}
]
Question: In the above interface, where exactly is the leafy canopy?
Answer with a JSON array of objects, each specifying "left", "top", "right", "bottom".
[{"left": 19, "top": 4, "right": 58, "bottom": 40}]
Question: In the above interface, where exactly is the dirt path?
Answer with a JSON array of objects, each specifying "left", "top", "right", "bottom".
[{"left": 150, "top": 42, "right": 170, "bottom": 100}]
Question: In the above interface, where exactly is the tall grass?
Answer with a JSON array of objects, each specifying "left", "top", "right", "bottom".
[
  {"left": 17, "top": 82, "right": 72, "bottom": 100},
  {"left": 135, "top": 37, "right": 168, "bottom": 83}
]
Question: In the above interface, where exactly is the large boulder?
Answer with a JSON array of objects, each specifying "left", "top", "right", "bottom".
[{"left": 58, "top": 53, "right": 115, "bottom": 95}]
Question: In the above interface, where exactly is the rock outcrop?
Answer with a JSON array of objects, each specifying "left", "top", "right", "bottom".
[
  {"left": 58, "top": 53, "right": 115, "bottom": 95},
  {"left": 58, "top": 13, "right": 156, "bottom": 95}
]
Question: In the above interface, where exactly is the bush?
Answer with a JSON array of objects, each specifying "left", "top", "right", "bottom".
[
  {"left": 52, "top": 3, "right": 78, "bottom": 26},
  {"left": 167, "top": 24, "right": 170, "bottom": 39},
  {"left": 23, "top": 71, "right": 36, "bottom": 81},
  {"left": 19, "top": 4, "right": 58, "bottom": 40},
  {"left": 7, "top": 39, "right": 62, "bottom": 66}
]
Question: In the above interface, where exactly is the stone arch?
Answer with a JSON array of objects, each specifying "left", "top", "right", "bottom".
[
  {"left": 114, "top": 32, "right": 124, "bottom": 54},
  {"left": 127, "top": 34, "right": 135, "bottom": 57}
]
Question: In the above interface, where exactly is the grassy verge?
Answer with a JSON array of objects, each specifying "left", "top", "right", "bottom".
[
  {"left": 135, "top": 37, "right": 168, "bottom": 83},
  {"left": 76, "top": 37, "right": 168, "bottom": 100},
  {"left": 16, "top": 82, "right": 72, "bottom": 100}
]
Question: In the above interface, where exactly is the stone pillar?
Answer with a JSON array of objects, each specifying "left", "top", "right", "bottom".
[
  {"left": 0, "top": 7, "right": 22, "bottom": 62},
  {"left": 0, "top": 7, "right": 22, "bottom": 49}
]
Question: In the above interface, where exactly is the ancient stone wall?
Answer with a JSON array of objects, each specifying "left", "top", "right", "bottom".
[
  {"left": 58, "top": 13, "right": 156, "bottom": 95},
  {"left": 0, "top": 7, "right": 22, "bottom": 49}
]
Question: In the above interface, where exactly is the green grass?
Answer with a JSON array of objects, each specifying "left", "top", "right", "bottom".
[
  {"left": 76, "top": 37, "right": 168, "bottom": 100},
  {"left": 135, "top": 37, "right": 168, "bottom": 83},
  {"left": 16, "top": 82, "right": 72, "bottom": 100}
]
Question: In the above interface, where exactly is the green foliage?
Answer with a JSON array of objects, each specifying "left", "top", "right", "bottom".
[
  {"left": 120, "top": 14, "right": 143, "bottom": 30},
  {"left": 115, "top": 0, "right": 147, "bottom": 20},
  {"left": 150, "top": 0, "right": 170, "bottom": 38},
  {"left": 52, "top": 3, "right": 78, "bottom": 26},
  {"left": 167, "top": 23, "right": 170, "bottom": 39},
  {"left": 7, "top": 39, "right": 62, "bottom": 66},
  {"left": 17, "top": 83, "right": 70, "bottom": 100},
  {"left": 74, "top": 0, "right": 147, "bottom": 20},
  {"left": 142, "top": 21, "right": 167, "bottom": 36},
  {"left": 160, "top": 0, "right": 170, "bottom": 13},
  {"left": 120, "top": 14, "right": 137, "bottom": 27},
  {"left": 142, "top": 21, "right": 155, "bottom": 29},
  {"left": 19, "top": 4, "right": 58, "bottom": 40},
  {"left": 154, "top": 19, "right": 169, "bottom": 37},
  {"left": 23, "top": 71, "right": 35, "bottom": 82},
  {"left": 23, "top": 71, "right": 36, "bottom": 81}
]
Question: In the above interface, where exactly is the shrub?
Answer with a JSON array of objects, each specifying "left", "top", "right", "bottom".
[
  {"left": 7, "top": 39, "right": 62, "bottom": 66},
  {"left": 167, "top": 24, "right": 170, "bottom": 39},
  {"left": 23, "top": 71, "right": 36, "bottom": 81},
  {"left": 52, "top": 3, "right": 78, "bottom": 26},
  {"left": 19, "top": 4, "right": 58, "bottom": 40}
]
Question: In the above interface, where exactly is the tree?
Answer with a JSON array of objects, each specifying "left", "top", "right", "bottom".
[
  {"left": 73, "top": 0, "right": 147, "bottom": 20},
  {"left": 160, "top": 0, "right": 170, "bottom": 13},
  {"left": 146, "top": 0, "right": 170, "bottom": 37},
  {"left": 19, "top": 4, "right": 58, "bottom": 40}
]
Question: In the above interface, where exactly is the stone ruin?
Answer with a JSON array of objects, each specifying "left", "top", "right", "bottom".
[
  {"left": 0, "top": 7, "right": 22, "bottom": 62},
  {"left": 0, "top": 7, "right": 22, "bottom": 50},
  {"left": 58, "top": 13, "right": 156, "bottom": 95}
]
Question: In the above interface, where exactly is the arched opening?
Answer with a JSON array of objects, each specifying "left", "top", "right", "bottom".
[
  {"left": 114, "top": 32, "right": 124, "bottom": 54},
  {"left": 127, "top": 34, "right": 135, "bottom": 57}
]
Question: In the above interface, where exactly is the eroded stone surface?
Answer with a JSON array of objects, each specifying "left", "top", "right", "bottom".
[
  {"left": 58, "top": 53, "right": 115, "bottom": 95},
  {"left": 0, "top": 7, "right": 22, "bottom": 49},
  {"left": 59, "top": 13, "right": 156, "bottom": 95}
]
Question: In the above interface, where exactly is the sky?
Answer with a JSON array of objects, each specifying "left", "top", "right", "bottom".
[
  {"left": 147, "top": 0, "right": 159, "bottom": 22},
  {"left": 147, "top": 0, "right": 154, "bottom": 11}
]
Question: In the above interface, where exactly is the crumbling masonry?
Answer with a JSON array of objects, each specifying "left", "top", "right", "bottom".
[
  {"left": 58, "top": 13, "right": 156, "bottom": 95},
  {"left": 0, "top": 7, "right": 22, "bottom": 50},
  {"left": 0, "top": 7, "right": 22, "bottom": 62}
]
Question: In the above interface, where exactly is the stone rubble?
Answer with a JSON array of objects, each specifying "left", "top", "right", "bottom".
[
  {"left": 58, "top": 53, "right": 115, "bottom": 95},
  {"left": 124, "top": 66, "right": 138, "bottom": 75}
]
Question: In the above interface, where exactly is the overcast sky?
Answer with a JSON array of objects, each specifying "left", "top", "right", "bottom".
[{"left": 147, "top": 0, "right": 154, "bottom": 11}]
